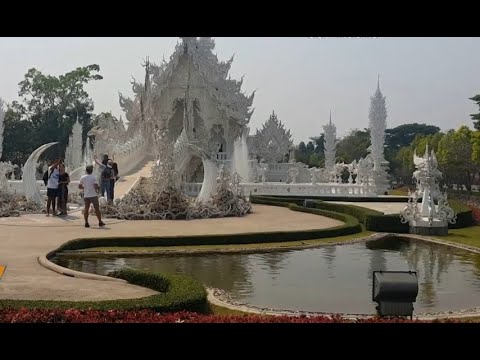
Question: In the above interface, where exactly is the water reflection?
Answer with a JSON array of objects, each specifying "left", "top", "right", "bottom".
[{"left": 55, "top": 237, "right": 480, "bottom": 314}]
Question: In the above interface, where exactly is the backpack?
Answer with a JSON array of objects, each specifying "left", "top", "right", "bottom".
[
  {"left": 101, "top": 166, "right": 112, "bottom": 180},
  {"left": 42, "top": 170, "right": 53, "bottom": 186}
]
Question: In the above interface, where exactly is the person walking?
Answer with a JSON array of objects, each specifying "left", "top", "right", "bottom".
[{"left": 79, "top": 164, "right": 105, "bottom": 228}]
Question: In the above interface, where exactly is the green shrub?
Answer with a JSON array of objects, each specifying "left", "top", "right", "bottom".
[
  {"left": 0, "top": 269, "right": 208, "bottom": 313},
  {"left": 251, "top": 195, "right": 474, "bottom": 232},
  {"left": 365, "top": 214, "right": 409, "bottom": 233}
]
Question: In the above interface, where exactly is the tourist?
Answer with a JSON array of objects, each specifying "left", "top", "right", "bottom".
[
  {"left": 102, "top": 154, "right": 109, "bottom": 166},
  {"left": 110, "top": 161, "right": 119, "bottom": 201},
  {"left": 45, "top": 159, "right": 61, "bottom": 216},
  {"left": 93, "top": 154, "right": 114, "bottom": 204},
  {"left": 57, "top": 163, "right": 70, "bottom": 216},
  {"left": 79, "top": 164, "right": 105, "bottom": 228}
]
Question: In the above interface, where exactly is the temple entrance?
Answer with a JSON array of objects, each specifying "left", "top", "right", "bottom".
[{"left": 185, "top": 156, "right": 204, "bottom": 183}]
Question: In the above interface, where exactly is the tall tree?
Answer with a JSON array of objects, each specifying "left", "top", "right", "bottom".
[
  {"left": 469, "top": 94, "right": 480, "bottom": 130},
  {"left": 336, "top": 129, "right": 370, "bottom": 163},
  {"left": 3, "top": 65, "right": 103, "bottom": 164},
  {"left": 437, "top": 126, "right": 476, "bottom": 189}
]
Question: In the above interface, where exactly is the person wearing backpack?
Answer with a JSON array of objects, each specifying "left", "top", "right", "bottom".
[{"left": 45, "top": 159, "right": 61, "bottom": 216}]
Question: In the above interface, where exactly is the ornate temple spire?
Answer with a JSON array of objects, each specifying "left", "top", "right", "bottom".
[
  {"left": 323, "top": 111, "right": 337, "bottom": 171},
  {"left": 367, "top": 77, "right": 390, "bottom": 193},
  {"left": 368, "top": 77, "right": 387, "bottom": 166}
]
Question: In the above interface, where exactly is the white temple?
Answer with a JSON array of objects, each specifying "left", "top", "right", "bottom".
[{"left": 6, "top": 38, "right": 395, "bottom": 205}]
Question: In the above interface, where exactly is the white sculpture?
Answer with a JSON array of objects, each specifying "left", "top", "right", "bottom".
[
  {"left": 400, "top": 144, "right": 456, "bottom": 235},
  {"left": 256, "top": 160, "right": 268, "bottom": 183},
  {"left": 367, "top": 76, "right": 389, "bottom": 193},
  {"left": 65, "top": 117, "right": 83, "bottom": 176},
  {"left": 23, "top": 142, "right": 59, "bottom": 206},
  {"left": 253, "top": 111, "right": 294, "bottom": 163},
  {"left": 287, "top": 165, "right": 300, "bottom": 184},
  {"left": 323, "top": 111, "right": 337, "bottom": 172}
]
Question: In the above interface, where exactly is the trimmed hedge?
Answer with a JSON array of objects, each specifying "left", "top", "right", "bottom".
[
  {"left": 55, "top": 207, "right": 362, "bottom": 252},
  {"left": 251, "top": 195, "right": 474, "bottom": 232},
  {"left": 0, "top": 269, "right": 208, "bottom": 313},
  {"left": 449, "top": 200, "right": 474, "bottom": 229}
]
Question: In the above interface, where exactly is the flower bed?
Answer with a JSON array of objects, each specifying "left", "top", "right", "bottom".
[{"left": 0, "top": 309, "right": 466, "bottom": 323}]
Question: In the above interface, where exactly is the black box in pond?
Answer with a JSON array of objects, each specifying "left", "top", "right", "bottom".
[{"left": 372, "top": 271, "right": 418, "bottom": 317}]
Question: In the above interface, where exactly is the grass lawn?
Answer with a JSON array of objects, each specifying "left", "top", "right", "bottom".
[
  {"left": 66, "top": 230, "right": 374, "bottom": 254},
  {"left": 442, "top": 226, "right": 480, "bottom": 248}
]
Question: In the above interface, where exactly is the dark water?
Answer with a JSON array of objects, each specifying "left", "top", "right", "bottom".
[{"left": 52, "top": 237, "right": 480, "bottom": 314}]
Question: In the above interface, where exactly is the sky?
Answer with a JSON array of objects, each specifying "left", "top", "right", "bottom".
[{"left": 0, "top": 37, "right": 479, "bottom": 143}]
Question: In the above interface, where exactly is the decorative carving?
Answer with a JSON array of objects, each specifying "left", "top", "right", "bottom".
[
  {"left": 367, "top": 77, "right": 389, "bottom": 193},
  {"left": 323, "top": 111, "right": 337, "bottom": 171},
  {"left": 254, "top": 111, "right": 294, "bottom": 163},
  {"left": 287, "top": 165, "right": 300, "bottom": 184},
  {"left": 22, "top": 142, "right": 59, "bottom": 206},
  {"left": 256, "top": 160, "right": 268, "bottom": 183},
  {"left": 65, "top": 117, "right": 83, "bottom": 174},
  {"left": 400, "top": 144, "right": 457, "bottom": 227}
]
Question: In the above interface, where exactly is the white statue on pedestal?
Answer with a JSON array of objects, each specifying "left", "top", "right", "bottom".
[
  {"left": 257, "top": 160, "right": 268, "bottom": 183},
  {"left": 287, "top": 166, "right": 300, "bottom": 184},
  {"left": 400, "top": 144, "right": 456, "bottom": 234}
]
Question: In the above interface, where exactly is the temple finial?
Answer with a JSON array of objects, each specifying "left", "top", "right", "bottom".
[
  {"left": 329, "top": 110, "right": 332, "bottom": 125},
  {"left": 377, "top": 74, "right": 381, "bottom": 91}
]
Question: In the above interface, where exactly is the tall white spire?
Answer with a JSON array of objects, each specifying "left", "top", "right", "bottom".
[
  {"left": 323, "top": 110, "right": 337, "bottom": 171},
  {"left": 368, "top": 77, "right": 389, "bottom": 193}
]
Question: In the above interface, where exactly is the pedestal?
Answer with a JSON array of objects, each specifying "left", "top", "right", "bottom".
[{"left": 408, "top": 218, "right": 448, "bottom": 236}]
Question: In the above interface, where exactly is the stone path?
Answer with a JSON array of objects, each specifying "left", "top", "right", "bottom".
[{"left": 328, "top": 201, "right": 406, "bottom": 214}]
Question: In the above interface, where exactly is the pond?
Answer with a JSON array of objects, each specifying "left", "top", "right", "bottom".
[{"left": 52, "top": 237, "right": 480, "bottom": 314}]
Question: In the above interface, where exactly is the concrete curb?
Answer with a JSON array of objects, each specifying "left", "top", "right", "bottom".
[
  {"left": 37, "top": 255, "right": 126, "bottom": 283},
  {"left": 207, "top": 288, "right": 480, "bottom": 321}
]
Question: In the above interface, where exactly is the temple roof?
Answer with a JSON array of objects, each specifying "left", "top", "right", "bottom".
[{"left": 123, "top": 37, "right": 255, "bottom": 127}]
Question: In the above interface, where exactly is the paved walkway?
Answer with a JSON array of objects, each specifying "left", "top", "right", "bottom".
[
  {"left": 0, "top": 160, "right": 343, "bottom": 301},
  {"left": 328, "top": 201, "right": 406, "bottom": 214}
]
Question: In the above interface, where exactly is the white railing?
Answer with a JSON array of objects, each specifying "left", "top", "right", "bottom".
[
  {"left": 213, "top": 152, "right": 228, "bottom": 161},
  {"left": 179, "top": 181, "right": 378, "bottom": 198},
  {"left": 242, "top": 182, "right": 377, "bottom": 197},
  {"left": 7, "top": 180, "right": 80, "bottom": 196}
]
